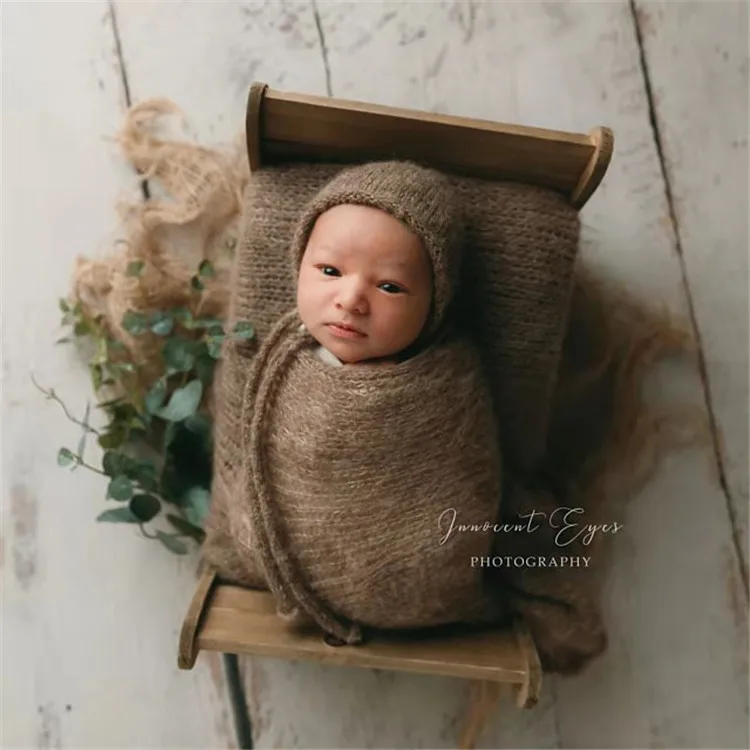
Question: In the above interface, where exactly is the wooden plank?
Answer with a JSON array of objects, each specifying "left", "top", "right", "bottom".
[
  {"left": 634, "top": 0, "right": 749, "bottom": 585},
  {"left": 0, "top": 4, "right": 235, "bottom": 748},
  {"left": 194, "top": 583, "right": 531, "bottom": 686},
  {"left": 112, "top": 1, "right": 749, "bottom": 748}
]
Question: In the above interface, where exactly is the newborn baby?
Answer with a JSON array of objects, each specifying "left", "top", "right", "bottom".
[{"left": 207, "top": 160, "right": 505, "bottom": 646}]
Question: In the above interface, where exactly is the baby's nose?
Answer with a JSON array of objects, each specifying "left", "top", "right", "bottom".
[{"left": 335, "top": 282, "right": 368, "bottom": 313}]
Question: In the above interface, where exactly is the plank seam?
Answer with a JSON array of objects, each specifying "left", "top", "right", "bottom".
[
  {"left": 107, "top": 0, "right": 149, "bottom": 202},
  {"left": 630, "top": 0, "right": 749, "bottom": 599},
  {"left": 224, "top": 654, "right": 255, "bottom": 749},
  {"left": 311, "top": 0, "right": 333, "bottom": 97}
]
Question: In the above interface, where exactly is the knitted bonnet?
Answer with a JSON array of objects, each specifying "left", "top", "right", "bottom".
[{"left": 289, "top": 160, "right": 464, "bottom": 340}]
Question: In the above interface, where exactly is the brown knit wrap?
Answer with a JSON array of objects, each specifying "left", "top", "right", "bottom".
[{"left": 212, "top": 306, "right": 505, "bottom": 643}]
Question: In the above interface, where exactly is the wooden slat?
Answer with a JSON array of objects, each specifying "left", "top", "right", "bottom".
[
  {"left": 195, "top": 583, "right": 537, "bottom": 689},
  {"left": 254, "top": 86, "right": 609, "bottom": 201}
]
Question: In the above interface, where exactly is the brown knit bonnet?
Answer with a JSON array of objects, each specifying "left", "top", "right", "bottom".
[{"left": 289, "top": 160, "right": 464, "bottom": 341}]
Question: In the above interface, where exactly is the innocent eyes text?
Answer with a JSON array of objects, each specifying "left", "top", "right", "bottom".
[{"left": 316, "top": 265, "right": 406, "bottom": 295}]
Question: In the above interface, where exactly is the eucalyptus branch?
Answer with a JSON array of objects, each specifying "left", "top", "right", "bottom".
[
  {"left": 77, "top": 458, "right": 107, "bottom": 476},
  {"left": 31, "top": 374, "right": 102, "bottom": 437}
]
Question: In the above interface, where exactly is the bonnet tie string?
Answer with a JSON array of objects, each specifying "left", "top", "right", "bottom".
[{"left": 240, "top": 308, "right": 364, "bottom": 646}]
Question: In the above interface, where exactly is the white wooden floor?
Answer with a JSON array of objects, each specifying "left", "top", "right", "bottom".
[{"left": 2, "top": 2, "right": 748, "bottom": 748}]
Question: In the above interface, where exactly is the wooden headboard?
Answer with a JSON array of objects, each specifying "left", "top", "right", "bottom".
[{"left": 245, "top": 82, "right": 613, "bottom": 210}]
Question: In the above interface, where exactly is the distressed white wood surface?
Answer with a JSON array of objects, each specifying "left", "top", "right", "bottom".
[
  {"left": 634, "top": 0, "right": 749, "bottom": 582},
  {"left": 1, "top": 3, "right": 235, "bottom": 748},
  {"left": 14, "top": 0, "right": 746, "bottom": 747}
]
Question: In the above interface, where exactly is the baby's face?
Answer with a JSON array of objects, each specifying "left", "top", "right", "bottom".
[{"left": 296, "top": 204, "right": 433, "bottom": 364}]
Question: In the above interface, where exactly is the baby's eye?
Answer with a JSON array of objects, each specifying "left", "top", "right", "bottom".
[
  {"left": 319, "top": 265, "right": 340, "bottom": 277},
  {"left": 379, "top": 282, "right": 405, "bottom": 294}
]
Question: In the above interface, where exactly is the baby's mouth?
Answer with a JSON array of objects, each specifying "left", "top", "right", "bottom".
[{"left": 325, "top": 322, "right": 366, "bottom": 339}]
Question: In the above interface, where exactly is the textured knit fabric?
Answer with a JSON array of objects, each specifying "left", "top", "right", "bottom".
[{"left": 225, "top": 307, "right": 506, "bottom": 643}]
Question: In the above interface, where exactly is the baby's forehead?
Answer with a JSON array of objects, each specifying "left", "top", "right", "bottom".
[{"left": 308, "top": 204, "right": 429, "bottom": 264}]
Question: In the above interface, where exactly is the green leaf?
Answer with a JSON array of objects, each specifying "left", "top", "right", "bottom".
[
  {"left": 207, "top": 337, "right": 224, "bottom": 359},
  {"left": 149, "top": 312, "right": 174, "bottom": 337},
  {"left": 198, "top": 259, "right": 215, "bottom": 278},
  {"left": 170, "top": 306, "right": 193, "bottom": 325},
  {"left": 156, "top": 531, "right": 188, "bottom": 555},
  {"left": 126, "top": 260, "right": 145, "bottom": 277},
  {"left": 91, "top": 337, "right": 108, "bottom": 366},
  {"left": 98, "top": 427, "right": 126, "bottom": 450},
  {"left": 57, "top": 447, "right": 75, "bottom": 467},
  {"left": 184, "top": 412, "right": 212, "bottom": 438},
  {"left": 129, "top": 415, "right": 147, "bottom": 431},
  {"left": 132, "top": 459, "right": 159, "bottom": 490},
  {"left": 162, "top": 337, "right": 197, "bottom": 374},
  {"left": 195, "top": 354, "right": 215, "bottom": 386},
  {"left": 59, "top": 298, "right": 70, "bottom": 314},
  {"left": 157, "top": 380, "right": 203, "bottom": 422},
  {"left": 107, "top": 475, "right": 134, "bottom": 501},
  {"left": 56, "top": 336, "right": 73, "bottom": 345},
  {"left": 232, "top": 321, "right": 255, "bottom": 340},
  {"left": 103, "top": 452, "right": 158, "bottom": 490},
  {"left": 190, "top": 275, "right": 204, "bottom": 292},
  {"left": 74, "top": 320, "right": 91, "bottom": 337},
  {"left": 183, "top": 486, "right": 210, "bottom": 526},
  {"left": 122, "top": 310, "right": 148, "bottom": 335},
  {"left": 166, "top": 514, "right": 206, "bottom": 542},
  {"left": 90, "top": 363, "right": 103, "bottom": 392},
  {"left": 97, "top": 507, "right": 139, "bottom": 523},
  {"left": 144, "top": 378, "right": 167, "bottom": 414},
  {"left": 184, "top": 316, "right": 223, "bottom": 331},
  {"left": 102, "top": 451, "right": 121, "bottom": 476},
  {"left": 163, "top": 420, "right": 179, "bottom": 451},
  {"left": 130, "top": 493, "right": 161, "bottom": 522}
]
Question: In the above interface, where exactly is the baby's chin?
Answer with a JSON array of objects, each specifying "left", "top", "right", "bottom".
[{"left": 315, "top": 328, "right": 392, "bottom": 364}]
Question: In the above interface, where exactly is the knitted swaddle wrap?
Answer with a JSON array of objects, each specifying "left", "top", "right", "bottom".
[{"left": 232, "top": 308, "right": 505, "bottom": 643}]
